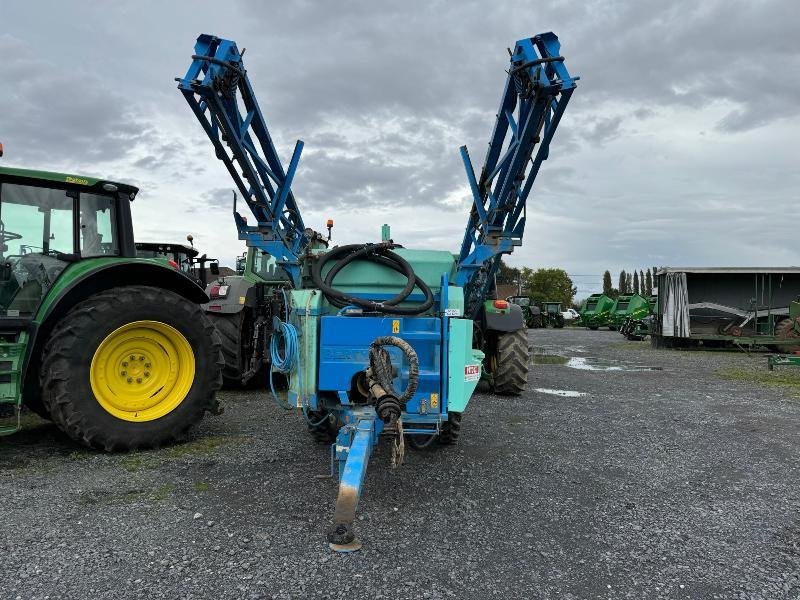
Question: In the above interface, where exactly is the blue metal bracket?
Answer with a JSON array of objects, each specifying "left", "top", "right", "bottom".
[{"left": 328, "top": 413, "right": 379, "bottom": 551}]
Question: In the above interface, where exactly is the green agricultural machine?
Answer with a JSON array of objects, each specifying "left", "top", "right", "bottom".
[
  {"left": 506, "top": 295, "right": 542, "bottom": 328},
  {"left": 0, "top": 165, "right": 221, "bottom": 448},
  {"left": 135, "top": 238, "right": 219, "bottom": 287},
  {"left": 609, "top": 293, "right": 650, "bottom": 329},
  {"left": 203, "top": 244, "right": 325, "bottom": 388},
  {"left": 542, "top": 302, "right": 565, "bottom": 328},
  {"left": 579, "top": 293, "right": 614, "bottom": 330}
]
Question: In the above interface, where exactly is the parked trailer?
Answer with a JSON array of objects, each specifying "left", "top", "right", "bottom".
[
  {"left": 651, "top": 267, "right": 800, "bottom": 349},
  {"left": 579, "top": 293, "right": 614, "bottom": 330}
]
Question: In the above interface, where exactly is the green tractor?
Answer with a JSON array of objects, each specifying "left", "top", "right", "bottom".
[
  {"left": 135, "top": 238, "right": 219, "bottom": 287},
  {"left": 506, "top": 295, "right": 542, "bottom": 328},
  {"left": 773, "top": 296, "right": 800, "bottom": 352},
  {"left": 542, "top": 302, "right": 565, "bottom": 328},
  {"left": 0, "top": 166, "right": 221, "bottom": 449}
]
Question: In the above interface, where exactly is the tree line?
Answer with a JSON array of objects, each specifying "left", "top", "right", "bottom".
[
  {"left": 496, "top": 261, "right": 577, "bottom": 308},
  {"left": 602, "top": 267, "right": 658, "bottom": 299}
]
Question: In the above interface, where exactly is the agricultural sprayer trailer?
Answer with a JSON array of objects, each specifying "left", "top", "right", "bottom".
[
  {"left": 178, "top": 31, "right": 575, "bottom": 549},
  {"left": 0, "top": 166, "right": 221, "bottom": 448}
]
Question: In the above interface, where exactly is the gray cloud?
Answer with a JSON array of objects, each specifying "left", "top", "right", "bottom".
[{"left": 0, "top": 0, "right": 797, "bottom": 284}]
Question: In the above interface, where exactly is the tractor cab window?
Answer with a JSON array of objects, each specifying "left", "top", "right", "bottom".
[
  {"left": 80, "top": 193, "right": 119, "bottom": 257},
  {"left": 0, "top": 183, "right": 76, "bottom": 317},
  {"left": 253, "top": 251, "right": 290, "bottom": 282}
]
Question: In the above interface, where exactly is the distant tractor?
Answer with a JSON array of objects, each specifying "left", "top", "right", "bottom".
[
  {"left": 506, "top": 295, "right": 542, "bottom": 328},
  {"left": 542, "top": 302, "right": 565, "bottom": 328},
  {"left": 0, "top": 165, "right": 221, "bottom": 449},
  {"left": 135, "top": 237, "right": 219, "bottom": 287}
]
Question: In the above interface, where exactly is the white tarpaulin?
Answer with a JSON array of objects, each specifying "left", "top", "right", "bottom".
[{"left": 662, "top": 272, "right": 690, "bottom": 337}]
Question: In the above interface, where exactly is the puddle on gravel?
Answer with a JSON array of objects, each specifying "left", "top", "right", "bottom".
[
  {"left": 534, "top": 388, "right": 587, "bottom": 398},
  {"left": 565, "top": 357, "right": 662, "bottom": 372}
]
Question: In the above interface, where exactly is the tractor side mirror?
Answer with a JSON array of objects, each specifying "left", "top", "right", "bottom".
[{"left": 210, "top": 262, "right": 220, "bottom": 275}]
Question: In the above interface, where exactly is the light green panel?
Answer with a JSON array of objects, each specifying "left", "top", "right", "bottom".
[
  {"left": 447, "top": 319, "right": 484, "bottom": 413},
  {"left": 287, "top": 289, "right": 323, "bottom": 408},
  {"left": 318, "top": 249, "right": 456, "bottom": 296}
]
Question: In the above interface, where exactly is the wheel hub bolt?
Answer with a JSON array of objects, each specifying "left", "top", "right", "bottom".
[
  {"left": 145, "top": 363, "right": 151, "bottom": 368},
  {"left": 120, "top": 371, "right": 127, "bottom": 376},
  {"left": 129, "top": 355, "right": 135, "bottom": 361},
  {"left": 144, "top": 372, "right": 150, "bottom": 378},
  {"left": 139, "top": 355, "right": 144, "bottom": 361},
  {"left": 136, "top": 377, "right": 142, "bottom": 383},
  {"left": 126, "top": 377, "right": 133, "bottom": 383},
  {"left": 122, "top": 361, "right": 128, "bottom": 367}
]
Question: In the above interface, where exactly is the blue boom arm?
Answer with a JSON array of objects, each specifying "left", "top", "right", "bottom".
[
  {"left": 455, "top": 33, "right": 577, "bottom": 318},
  {"left": 177, "top": 34, "right": 307, "bottom": 286}
]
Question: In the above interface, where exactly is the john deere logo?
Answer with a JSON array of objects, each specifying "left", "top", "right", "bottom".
[{"left": 65, "top": 176, "right": 89, "bottom": 185}]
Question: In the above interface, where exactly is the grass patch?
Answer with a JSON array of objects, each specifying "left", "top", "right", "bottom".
[
  {"left": 153, "top": 484, "right": 174, "bottom": 501},
  {"left": 718, "top": 367, "right": 800, "bottom": 396},
  {"left": 120, "top": 454, "right": 162, "bottom": 473},
  {"left": 192, "top": 482, "right": 211, "bottom": 493},
  {"left": 162, "top": 435, "right": 232, "bottom": 458},
  {"left": 532, "top": 353, "right": 568, "bottom": 365}
]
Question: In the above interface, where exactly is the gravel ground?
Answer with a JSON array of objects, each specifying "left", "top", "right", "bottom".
[{"left": 1, "top": 328, "right": 798, "bottom": 599}]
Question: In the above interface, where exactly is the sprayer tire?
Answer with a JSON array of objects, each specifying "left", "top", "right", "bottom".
[
  {"left": 439, "top": 412, "right": 462, "bottom": 445},
  {"left": 307, "top": 410, "right": 340, "bottom": 444},
  {"left": 492, "top": 329, "right": 530, "bottom": 395}
]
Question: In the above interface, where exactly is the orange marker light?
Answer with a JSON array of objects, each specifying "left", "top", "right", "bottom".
[{"left": 493, "top": 300, "right": 509, "bottom": 309}]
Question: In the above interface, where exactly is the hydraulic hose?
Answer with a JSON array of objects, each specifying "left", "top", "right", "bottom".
[
  {"left": 269, "top": 318, "right": 298, "bottom": 410},
  {"left": 311, "top": 242, "right": 434, "bottom": 315},
  {"left": 368, "top": 336, "right": 419, "bottom": 424}
]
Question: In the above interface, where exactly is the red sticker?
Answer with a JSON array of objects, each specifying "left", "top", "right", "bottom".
[{"left": 464, "top": 365, "right": 480, "bottom": 381}]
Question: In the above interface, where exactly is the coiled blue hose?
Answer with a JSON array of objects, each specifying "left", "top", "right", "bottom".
[{"left": 270, "top": 318, "right": 298, "bottom": 410}]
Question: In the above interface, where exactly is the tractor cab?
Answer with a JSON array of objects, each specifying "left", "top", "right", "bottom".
[
  {"left": 0, "top": 168, "right": 135, "bottom": 319},
  {"left": 135, "top": 242, "right": 218, "bottom": 286}
]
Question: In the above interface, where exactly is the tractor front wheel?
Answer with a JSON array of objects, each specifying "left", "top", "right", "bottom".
[{"left": 40, "top": 285, "right": 222, "bottom": 451}]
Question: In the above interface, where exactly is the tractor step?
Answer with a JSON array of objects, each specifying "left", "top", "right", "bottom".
[{"left": 0, "top": 341, "right": 25, "bottom": 435}]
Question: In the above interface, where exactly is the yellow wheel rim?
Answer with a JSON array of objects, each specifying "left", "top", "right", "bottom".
[{"left": 90, "top": 320, "right": 195, "bottom": 422}]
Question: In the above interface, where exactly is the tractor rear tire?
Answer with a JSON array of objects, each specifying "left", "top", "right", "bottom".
[
  {"left": 40, "top": 285, "right": 222, "bottom": 451},
  {"left": 774, "top": 318, "right": 800, "bottom": 352},
  {"left": 209, "top": 311, "right": 267, "bottom": 389},
  {"left": 492, "top": 329, "right": 530, "bottom": 395},
  {"left": 439, "top": 412, "right": 462, "bottom": 445}
]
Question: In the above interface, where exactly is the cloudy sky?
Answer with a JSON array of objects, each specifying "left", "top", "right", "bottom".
[{"left": 1, "top": 0, "right": 798, "bottom": 297}]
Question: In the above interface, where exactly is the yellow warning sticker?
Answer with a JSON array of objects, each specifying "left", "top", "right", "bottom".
[
  {"left": 392, "top": 320, "right": 400, "bottom": 333},
  {"left": 430, "top": 393, "right": 439, "bottom": 409},
  {"left": 239, "top": 296, "right": 246, "bottom": 305}
]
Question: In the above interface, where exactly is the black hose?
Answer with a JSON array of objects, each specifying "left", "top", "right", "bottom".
[
  {"left": 369, "top": 336, "right": 419, "bottom": 405},
  {"left": 311, "top": 242, "right": 434, "bottom": 315}
]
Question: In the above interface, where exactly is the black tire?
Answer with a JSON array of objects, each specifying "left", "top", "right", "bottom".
[
  {"left": 306, "top": 410, "right": 340, "bottom": 444},
  {"left": 588, "top": 326, "right": 599, "bottom": 331},
  {"left": 492, "top": 329, "right": 530, "bottom": 395},
  {"left": 208, "top": 311, "right": 267, "bottom": 389},
  {"left": 439, "top": 412, "right": 462, "bottom": 445},
  {"left": 40, "top": 285, "right": 222, "bottom": 451},
  {"left": 774, "top": 318, "right": 800, "bottom": 352}
]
